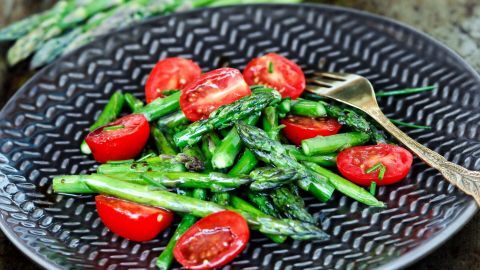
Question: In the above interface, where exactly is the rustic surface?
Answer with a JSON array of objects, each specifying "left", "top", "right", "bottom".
[{"left": 0, "top": 0, "right": 479, "bottom": 269}]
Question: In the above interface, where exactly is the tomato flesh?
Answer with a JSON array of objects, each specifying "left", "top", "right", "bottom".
[
  {"left": 336, "top": 144, "right": 413, "bottom": 186},
  {"left": 145, "top": 57, "right": 201, "bottom": 103},
  {"left": 174, "top": 210, "right": 249, "bottom": 269},
  {"left": 95, "top": 195, "right": 173, "bottom": 242},
  {"left": 180, "top": 67, "right": 251, "bottom": 122},
  {"left": 243, "top": 53, "right": 305, "bottom": 99},
  {"left": 85, "top": 114, "right": 150, "bottom": 163},
  {"left": 281, "top": 115, "right": 342, "bottom": 145}
]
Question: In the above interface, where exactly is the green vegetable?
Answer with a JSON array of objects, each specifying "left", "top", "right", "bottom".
[
  {"left": 247, "top": 192, "right": 281, "bottom": 218},
  {"left": 369, "top": 182, "right": 377, "bottom": 196},
  {"left": 268, "top": 61, "right": 274, "bottom": 73},
  {"left": 173, "top": 87, "right": 282, "bottom": 148},
  {"left": 154, "top": 154, "right": 205, "bottom": 172},
  {"left": 301, "top": 132, "right": 370, "bottom": 155},
  {"left": 228, "top": 149, "right": 258, "bottom": 176},
  {"left": 212, "top": 112, "right": 260, "bottom": 169},
  {"left": 236, "top": 123, "right": 335, "bottom": 202},
  {"left": 230, "top": 196, "right": 287, "bottom": 243},
  {"left": 157, "top": 111, "right": 189, "bottom": 129},
  {"left": 284, "top": 145, "right": 337, "bottom": 167},
  {"left": 290, "top": 99, "right": 327, "bottom": 117},
  {"left": 376, "top": 85, "right": 435, "bottom": 97},
  {"left": 365, "top": 162, "right": 387, "bottom": 180},
  {"left": 124, "top": 93, "right": 144, "bottom": 112},
  {"left": 97, "top": 160, "right": 185, "bottom": 174},
  {"left": 80, "top": 90, "right": 125, "bottom": 154},
  {"left": 152, "top": 127, "right": 177, "bottom": 155},
  {"left": 136, "top": 91, "right": 181, "bottom": 121},
  {"left": 304, "top": 162, "right": 385, "bottom": 207},
  {"left": 0, "top": 8, "right": 51, "bottom": 41},
  {"left": 262, "top": 106, "right": 283, "bottom": 141},
  {"left": 270, "top": 185, "right": 315, "bottom": 223},
  {"left": 156, "top": 188, "right": 206, "bottom": 270},
  {"left": 249, "top": 167, "right": 303, "bottom": 191},
  {"left": 212, "top": 192, "right": 231, "bottom": 206},
  {"left": 54, "top": 176, "right": 329, "bottom": 240},
  {"left": 277, "top": 98, "right": 291, "bottom": 117}
]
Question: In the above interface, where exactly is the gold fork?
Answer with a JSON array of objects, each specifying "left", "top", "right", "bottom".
[{"left": 307, "top": 72, "right": 480, "bottom": 205}]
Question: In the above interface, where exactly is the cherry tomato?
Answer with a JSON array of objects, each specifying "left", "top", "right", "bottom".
[
  {"left": 95, "top": 195, "right": 173, "bottom": 242},
  {"left": 145, "top": 57, "right": 201, "bottom": 103},
  {"left": 336, "top": 144, "right": 413, "bottom": 186},
  {"left": 85, "top": 114, "right": 150, "bottom": 163},
  {"left": 281, "top": 115, "right": 342, "bottom": 145},
  {"left": 173, "top": 210, "right": 249, "bottom": 269},
  {"left": 243, "top": 53, "right": 306, "bottom": 99},
  {"left": 180, "top": 68, "right": 251, "bottom": 122}
]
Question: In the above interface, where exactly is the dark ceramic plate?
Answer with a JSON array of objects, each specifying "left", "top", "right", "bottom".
[{"left": 1, "top": 4, "right": 479, "bottom": 270}]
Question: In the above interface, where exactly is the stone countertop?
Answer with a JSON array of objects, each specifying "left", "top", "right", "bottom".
[{"left": 0, "top": 0, "right": 479, "bottom": 269}]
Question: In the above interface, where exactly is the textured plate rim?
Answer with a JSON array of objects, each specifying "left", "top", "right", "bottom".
[{"left": 0, "top": 3, "right": 478, "bottom": 270}]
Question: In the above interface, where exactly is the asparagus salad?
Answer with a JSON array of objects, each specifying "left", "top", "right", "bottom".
[{"left": 53, "top": 53, "right": 426, "bottom": 269}]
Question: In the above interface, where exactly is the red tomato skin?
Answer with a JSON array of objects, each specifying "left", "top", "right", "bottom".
[
  {"left": 173, "top": 210, "right": 250, "bottom": 269},
  {"left": 145, "top": 57, "right": 201, "bottom": 103},
  {"left": 180, "top": 67, "right": 251, "bottom": 122},
  {"left": 95, "top": 195, "right": 173, "bottom": 242},
  {"left": 281, "top": 116, "right": 342, "bottom": 145},
  {"left": 86, "top": 114, "right": 150, "bottom": 163},
  {"left": 243, "top": 53, "right": 306, "bottom": 99},
  {"left": 336, "top": 144, "right": 413, "bottom": 186}
]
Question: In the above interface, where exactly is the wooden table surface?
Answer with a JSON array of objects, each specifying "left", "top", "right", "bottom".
[{"left": 0, "top": 0, "right": 479, "bottom": 269}]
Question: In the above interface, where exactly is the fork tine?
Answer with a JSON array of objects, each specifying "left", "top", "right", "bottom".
[
  {"left": 313, "top": 72, "right": 347, "bottom": 81},
  {"left": 307, "top": 78, "right": 334, "bottom": 88}
]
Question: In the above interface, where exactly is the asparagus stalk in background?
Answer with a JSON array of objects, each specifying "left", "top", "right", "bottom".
[
  {"left": 0, "top": 8, "right": 53, "bottom": 41},
  {"left": 262, "top": 106, "right": 283, "bottom": 141},
  {"left": 290, "top": 98, "right": 327, "bottom": 117},
  {"left": 249, "top": 167, "right": 303, "bottom": 191},
  {"left": 211, "top": 112, "right": 260, "bottom": 169},
  {"left": 97, "top": 160, "right": 185, "bottom": 174},
  {"left": 284, "top": 145, "right": 337, "bottom": 167},
  {"left": 212, "top": 192, "right": 231, "bottom": 206},
  {"left": 247, "top": 192, "right": 281, "bottom": 218},
  {"left": 54, "top": 176, "right": 329, "bottom": 240},
  {"left": 152, "top": 127, "right": 178, "bottom": 155},
  {"left": 124, "top": 93, "right": 144, "bottom": 112},
  {"left": 277, "top": 98, "right": 291, "bottom": 118},
  {"left": 156, "top": 188, "right": 206, "bottom": 270},
  {"left": 236, "top": 122, "right": 335, "bottom": 202},
  {"left": 80, "top": 90, "right": 125, "bottom": 154},
  {"left": 174, "top": 87, "right": 281, "bottom": 148},
  {"left": 228, "top": 149, "right": 258, "bottom": 176},
  {"left": 301, "top": 132, "right": 370, "bottom": 155},
  {"left": 157, "top": 111, "right": 189, "bottom": 130},
  {"left": 304, "top": 162, "right": 385, "bottom": 207},
  {"left": 136, "top": 91, "right": 181, "bottom": 121}
]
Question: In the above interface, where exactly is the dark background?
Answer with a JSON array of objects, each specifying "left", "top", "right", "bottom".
[{"left": 0, "top": 0, "right": 479, "bottom": 269}]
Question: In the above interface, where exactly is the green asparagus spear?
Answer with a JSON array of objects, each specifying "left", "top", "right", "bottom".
[
  {"left": 247, "top": 192, "right": 281, "bottom": 218},
  {"left": 212, "top": 112, "right": 260, "bottom": 169},
  {"left": 124, "top": 93, "right": 144, "bottom": 112},
  {"left": 97, "top": 160, "right": 185, "bottom": 174},
  {"left": 249, "top": 167, "right": 303, "bottom": 191},
  {"left": 152, "top": 127, "right": 178, "bottom": 155},
  {"left": 0, "top": 8, "right": 51, "bottom": 41},
  {"left": 152, "top": 154, "right": 205, "bottom": 172},
  {"left": 236, "top": 123, "right": 335, "bottom": 202},
  {"left": 301, "top": 132, "right": 370, "bottom": 155},
  {"left": 230, "top": 196, "right": 287, "bottom": 243},
  {"left": 304, "top": 162, "right": 385, "bottom": 207},
  {"left": 277, "top": 98, "right": 291, "bottom": 117},
  {"left": 173, "top": 87, "right": 282, "bottom": 148},
  {"left": 80, "top": 90, "right": 125, "bottom": 154},
  {"left": 157, "top": 111, "right": 189, "bottom": 130},
  {"left": 284, "top": 145, "right": 337, "bottom": 166},
  {"left": 290, "top": 99, "right": 326, "bottom": 117},
  {"left": 262, "top": 106, "right": 283, "bottom": 141},
  {"left": 270, "top": 185, "right": 315, "bottom": 223},
  {"left": 156, "top": 188, "right": 206, "bottom": 270},
  {"left": 228, "top": 149, "right": 258, "bottom": 176},
  {"left": 211, "top": 192, "right": 231, "bottom": 206},
  {"left": 54, "top": 176, "right": 329, "bottom": 239},
  {"left": 136, "top": 91, "right": 181, "bottom": 121}
]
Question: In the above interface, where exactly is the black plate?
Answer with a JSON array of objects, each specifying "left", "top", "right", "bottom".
[{"left": 1, "top": 4, "right": 479, "bottom": 270}]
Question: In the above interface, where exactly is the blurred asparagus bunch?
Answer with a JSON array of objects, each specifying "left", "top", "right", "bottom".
[{"left": 0, "top": 0, "right": 299, "bottom": 69}]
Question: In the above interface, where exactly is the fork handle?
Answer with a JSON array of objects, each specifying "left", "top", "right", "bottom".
[{"left": 367, "top": 107, "right": 480, "bottom": 205}]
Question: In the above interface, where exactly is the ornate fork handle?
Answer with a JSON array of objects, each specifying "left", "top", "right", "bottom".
[{"left": 367, "top": 107, "right": 480, "bottom": 205}]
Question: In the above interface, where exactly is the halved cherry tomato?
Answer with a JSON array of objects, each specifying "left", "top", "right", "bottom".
[
  {"left": 95, "top": 195, "right": 173, "bottom": 242},
  {"left": 180, "top": 67, "right": 251, "bottom": 122},
  {"left": 145, "top": 57, "right": 201, "bottom": 103},
  {"left": 85, "top": 114, "right": 150, "bottom": 163},
  {"left": 336, "top": 144, "right": 413, "bottom": 186},
  {"left": 173, "top": 210, "right": 249, "bottom": 269},
  {"left": 281, "top": 115, "right": 342, "bottom": 145},
  {"left": 243, "top": 53, "right": 306, "bottom": 99}
]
